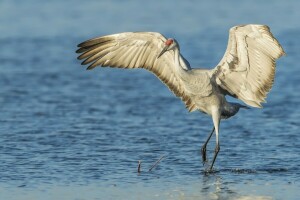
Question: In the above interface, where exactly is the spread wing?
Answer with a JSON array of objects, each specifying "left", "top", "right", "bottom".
[
  {"left": 213, "top": 24, "right": 285, "bottom": 107},
  {"left": 76, "top": 32, "right": 197, "bottom": 111}
]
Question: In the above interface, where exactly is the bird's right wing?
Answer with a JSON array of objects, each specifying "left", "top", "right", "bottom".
[
  {"left": 76, "top": 32, "right": 197, "bottom": 111},
  {"left": 213, "top": 25, "right": 285, "bottom": 107}
]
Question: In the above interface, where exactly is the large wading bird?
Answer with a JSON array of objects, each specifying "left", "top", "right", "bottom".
[{"left": 76, "top": 24, "right": 285, "bottom": 171}]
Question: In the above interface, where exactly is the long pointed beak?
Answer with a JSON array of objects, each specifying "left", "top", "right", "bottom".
[{"left": 157, "top": 46, "right": 168, "bottom": 59}]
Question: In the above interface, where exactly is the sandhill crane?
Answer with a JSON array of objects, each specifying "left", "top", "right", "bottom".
[{"left": 76, "top": 24, "right": 285, "bottom": 171}]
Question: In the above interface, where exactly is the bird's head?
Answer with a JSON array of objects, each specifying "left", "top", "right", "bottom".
[{"left": 157, "top": 38, "right": 178, "bottom": 58}]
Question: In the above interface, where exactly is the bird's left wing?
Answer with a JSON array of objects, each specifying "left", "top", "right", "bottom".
[
  {"left": 213, "top": 25, "right": 285, "bottom": 108},
  {"left": 76, "top": 32, "right": 197, "bottom": 111}
]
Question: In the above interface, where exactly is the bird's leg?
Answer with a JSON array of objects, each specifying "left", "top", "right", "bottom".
[
  {"left": 209, "top": 141, "right": 220, "bottom": 171},
  {"left": 209, "top": 107, "right": 221, "bottom": 171},
  {"left": 201, "top": 127, "right": 215, "bottom": 163}
]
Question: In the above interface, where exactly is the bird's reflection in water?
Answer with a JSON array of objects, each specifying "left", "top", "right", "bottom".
[
  {"left": 200, "top": 172, "right": 273, "bottom": 200},
  {"left": 201, "top": 173, "right": 237, "bottom": 200}
]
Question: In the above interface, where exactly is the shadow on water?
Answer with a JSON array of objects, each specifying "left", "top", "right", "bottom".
[{"left": 203, "top": 167, "right": 289, "bottom": 175}]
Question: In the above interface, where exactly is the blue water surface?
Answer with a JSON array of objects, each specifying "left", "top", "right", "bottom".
[{"left": 0, "top": 0, "right": 299, "bottom": 199}]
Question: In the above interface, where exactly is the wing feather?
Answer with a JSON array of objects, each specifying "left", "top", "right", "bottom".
[
  {"left": 214, "top": 25, "right": 285, "bottom": 107},
  {"left": 77, "top": 32, "right": 197, "bottom": 111}
]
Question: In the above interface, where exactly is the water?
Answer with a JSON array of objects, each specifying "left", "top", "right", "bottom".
[{"left": 0, "top": 0, "right": 299, "bottom": 199}]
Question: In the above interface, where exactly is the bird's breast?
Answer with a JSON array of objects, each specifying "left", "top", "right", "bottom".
[{"left": 192, "top": 92, "right": 224, "bottom": 116}]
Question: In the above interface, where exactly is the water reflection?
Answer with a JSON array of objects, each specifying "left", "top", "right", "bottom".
[
  {"left": 200, "top": 174, "right": 277, "bottom": 200},
  {"left": 200, "top": 174, "right": 234, "bottom": 200}
]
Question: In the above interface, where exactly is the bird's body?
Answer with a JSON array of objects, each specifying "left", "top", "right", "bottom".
[{"left": 76, "top": 24, "right": 285, "bottom": 170}]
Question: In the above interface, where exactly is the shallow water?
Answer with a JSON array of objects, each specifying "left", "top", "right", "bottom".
[{"left": 0, "top": 0, "right": 299, "bottom": 199}]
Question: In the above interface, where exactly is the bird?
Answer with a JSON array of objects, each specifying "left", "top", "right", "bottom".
[{"left": 76, "top": 24, "right": 285, "bottom": 171}]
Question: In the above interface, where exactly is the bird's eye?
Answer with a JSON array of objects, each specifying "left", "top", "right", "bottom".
[{"left": 165, "top": 39, "right": 173, "bottom": 46}]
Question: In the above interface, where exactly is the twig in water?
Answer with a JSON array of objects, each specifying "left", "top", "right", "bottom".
[
  {"left": 137, "top": 160, "right": 141, "bottom": 173},
  {"left": 148, "top": 155, "right": 165, "bottom": 172}
]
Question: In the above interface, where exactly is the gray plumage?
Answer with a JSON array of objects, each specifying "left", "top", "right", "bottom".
[{"left": 76, "top": 24, "right": 285, "bottom": 171}]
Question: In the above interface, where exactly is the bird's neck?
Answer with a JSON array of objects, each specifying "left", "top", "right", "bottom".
[
  {"left": 174, "top": 48, "right": 189, "bottom": 78},
  {"left": 174, "top": 48, "right": 180, "bottom": 67},
  {"left": 174, "top": 48, "right": 186, "bottom": 71}
]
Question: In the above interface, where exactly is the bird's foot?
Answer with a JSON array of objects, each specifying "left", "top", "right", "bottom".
[{"left": 203, "top": 167, "right": 217, "bottom": 174}]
